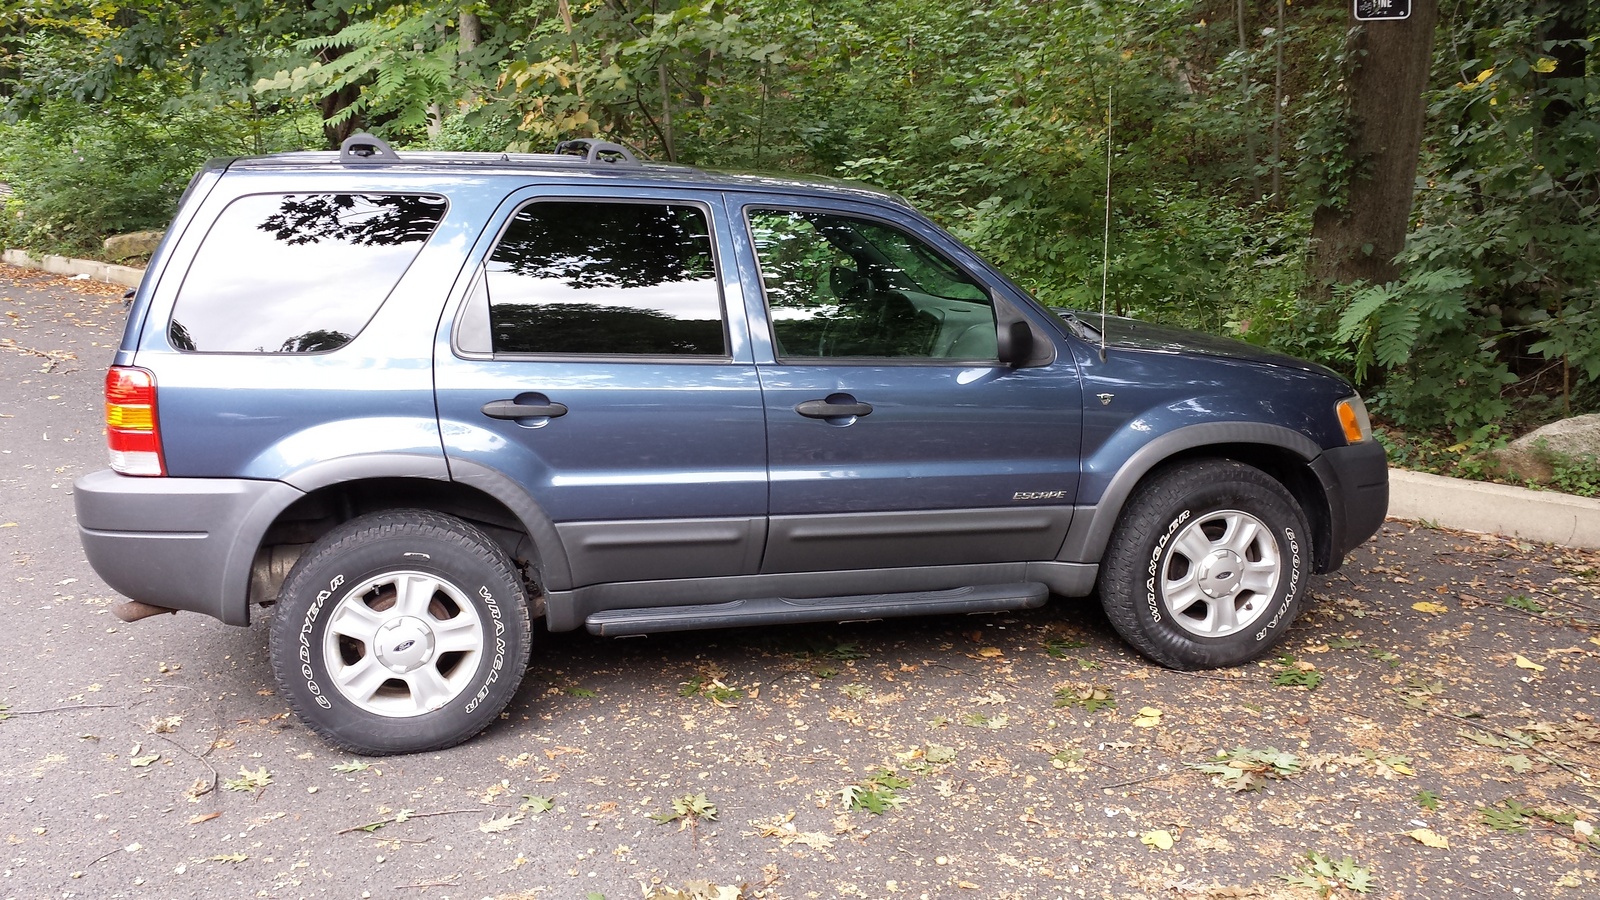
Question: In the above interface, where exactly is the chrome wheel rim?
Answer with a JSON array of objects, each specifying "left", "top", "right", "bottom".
[
  {"left": 321, "top": 570, "right": 484, "bottom": 717},
  {"left": 1160, "top": 509, "right": 1281, "bottom": 638}
]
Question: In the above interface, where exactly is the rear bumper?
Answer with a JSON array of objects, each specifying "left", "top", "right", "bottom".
[
  {"left": 74, "top": 470, "right": 302, "bottom": 625},
  {"left": 1311, "top": 441, "right": 1389, "bottom": 572}
]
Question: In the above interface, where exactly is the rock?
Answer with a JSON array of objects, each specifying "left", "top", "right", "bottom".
[
  {"left": 1493, "top": 414, "right": 1600, "bottom": 482},
  {"left": 103, "top": 230, "right": 164, "bottom": 261}
]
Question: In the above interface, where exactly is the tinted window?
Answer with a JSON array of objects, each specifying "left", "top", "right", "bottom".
[
  {"left": 748, "top": 209, "right": 995, "bottom": 360},
  {"left": 486, "top": 201, "right": 725, "bottom": 356},
  {"left": 169, "top": 193, "right": 445, "bottom": 353}
]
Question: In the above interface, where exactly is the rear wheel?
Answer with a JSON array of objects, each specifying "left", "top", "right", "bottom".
[
  {"left": 1099, "top": 460, "right": 1310, "bottom": 669},
  {"left": 268, "top": 510, "right": 532, "bottom": 755}
]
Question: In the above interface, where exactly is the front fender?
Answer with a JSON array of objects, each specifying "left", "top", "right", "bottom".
[{"left": 1060, "top": 417, "right": 1322, "bottom": 564}]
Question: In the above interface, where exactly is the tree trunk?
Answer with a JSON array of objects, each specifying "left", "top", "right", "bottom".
[
  {"left": 458, "top": 8, "right": 483, "bottom": 111},
  {"left": 1537, "top": 0, "right": 1588, "bottom": 130},
  {"left": 1308, "top": 0, "right": 1439, "bottom": 288}
]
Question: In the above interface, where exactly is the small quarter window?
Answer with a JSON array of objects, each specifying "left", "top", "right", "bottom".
[
  {"left": 169, "top": 193, "right": 445, "bottom": 353},
  {"left": 485, "top": 201, "right": 725, "bottom": 356}
]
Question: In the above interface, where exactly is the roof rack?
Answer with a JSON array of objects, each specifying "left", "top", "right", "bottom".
[
  {"left": 339, "top": 133, "right": 401, "bottom": 164},
  {"left": 553, "top": 138, "right": 640, "bottom": 165},
  {"left": 336, "top": 131, "right": 642, "bottom": 168}
]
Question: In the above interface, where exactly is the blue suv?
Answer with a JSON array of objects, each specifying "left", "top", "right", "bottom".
[{"left": 75, "top": 135, "right": 1388, "bottom": 754}]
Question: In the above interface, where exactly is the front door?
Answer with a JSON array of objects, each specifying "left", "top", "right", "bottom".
[{"left": 732, "top": 198, "right": 1084, "bottom": 573}]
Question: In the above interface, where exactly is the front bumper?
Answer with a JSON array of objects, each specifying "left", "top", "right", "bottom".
[
  {"left": 74, "top": 470, "right": 303, "bottom": 625},
  {"left": 1311, "top": 440, "right": 1390, "bottom": 572}
]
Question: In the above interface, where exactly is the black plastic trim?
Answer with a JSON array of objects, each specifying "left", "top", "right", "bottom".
[
  {"left": 1310, "top": 441, "right": 1389, "bottom": 571},
  {"left": 557, "top": 517, "right": 765, "bottom": 587},
  {"left": 586, "top": 582, "right": 1048, "bottom": 636},
  {"left": 1059, "top": 422, "right": 1322, "bottom": 564},
  {"left": 546, "top": 562, "right": 1039, "bottom": 631},
  {"left": 74, "top": 470, "right": 304, "bottom": 625},
  {"left": 444, "top": 458, "right": 573, "bottom": 591},
  {"left": 764, "top": 507, "right": 1074, "bottom": 573}
]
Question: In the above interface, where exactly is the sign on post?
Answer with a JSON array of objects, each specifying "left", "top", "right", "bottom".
[{"left": 1354, "top": 0, "right": 1411, "bottom": 20}]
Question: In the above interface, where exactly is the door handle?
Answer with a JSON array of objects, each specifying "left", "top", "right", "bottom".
[
  {"left": 795, "top": 397, "right": 873, "bottom": 419},
  {"left": 481, "top": 398, "right": 569, "bottom": 420}
]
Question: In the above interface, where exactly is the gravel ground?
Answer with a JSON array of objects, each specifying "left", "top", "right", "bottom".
[{"left": 2, "top": 268, "right": 1597, "bottom": 900}]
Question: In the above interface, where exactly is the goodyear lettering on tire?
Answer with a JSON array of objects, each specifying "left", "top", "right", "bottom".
[
  {"left": 300, "top": 574, "right": 344, "bottom": 710},
  {"left": 1254, "top": 527, "right": 1301, "bottom": 642}
]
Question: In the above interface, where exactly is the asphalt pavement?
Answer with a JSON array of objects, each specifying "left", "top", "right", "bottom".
[{"left": 2, "top": 267, "right": 1597, "bottom": 900}]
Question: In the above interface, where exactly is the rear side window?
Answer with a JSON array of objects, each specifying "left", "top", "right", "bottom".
[
  {"left": 484, "top": 201, "right": 725, "bottom": 356},
  {"left": 168, "top": 193, "right": 446, "bottom": 353}
]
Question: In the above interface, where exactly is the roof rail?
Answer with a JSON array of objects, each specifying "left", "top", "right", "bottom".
[
  {"left": 340, "top": 133, "right": 401, "bottom": 164},
  {"left": 553, "top": 138, "right": 640, "bottom": 165}
]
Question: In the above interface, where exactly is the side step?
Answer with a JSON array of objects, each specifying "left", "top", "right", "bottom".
[{"left": 584, "top": 582, "right": 1049, "bottom": 637}]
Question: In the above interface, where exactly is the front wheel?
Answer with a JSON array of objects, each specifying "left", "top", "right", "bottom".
[
  {"left": 1099, "top": 460, "right": 1310, "bottom": 669},
  {"left": 268, "top": 510, "right": 532, "bottom": 755}
]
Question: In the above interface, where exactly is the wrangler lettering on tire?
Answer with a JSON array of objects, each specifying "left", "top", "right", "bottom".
[
  {"left": 268, "top": 510, "right": 532, "bottom": 755},
  {"left": 1099, "top": 460, "right": 1310, "bottom": 670}
]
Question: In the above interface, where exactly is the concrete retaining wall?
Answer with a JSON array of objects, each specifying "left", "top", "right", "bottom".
[
  {"left": 3, "top": 248, "right": 144, "bottom": 288},
  {"left": 1389, "top": 467, "right": 1600, "bottom": 550}
]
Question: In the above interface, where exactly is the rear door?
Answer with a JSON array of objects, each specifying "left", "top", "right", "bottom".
[
  {"left": 728, "top": 195, "right": 1084, "bottom": 573},
  {"left": 433, "top": 187, "right": 767, "bottom": 590}
]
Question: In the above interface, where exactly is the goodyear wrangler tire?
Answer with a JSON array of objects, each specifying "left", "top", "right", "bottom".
[
  {"left": 1099, "top": 460, "right": 1310, "bottom": 670},
  {"left": 268, "top": 510, "right": 531, "bottom": 755}
]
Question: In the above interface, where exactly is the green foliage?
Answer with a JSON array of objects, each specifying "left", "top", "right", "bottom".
[
  {"left": 1189, "top": 747, "right": 1302, "bottom": 792},
  {"left": 840, "top": 768, "right": 911, "bottom": 814},
  {"left": 1052, "top": 683, "right": 1116, "bottom": 713},
  {"left": 1530, "top": 440, "right": 1600, "bottom": 498},
  {"left": 1270, "top": 655, "right": 1323, "bottom": 690},
  {"left": 651, "top": 792, "right": 717, "bottom": 825},
  {"left": 1279, "top": 852, "right": 1376, "bottom": 895},
  {"left": 1505, "top": 594, "right": 1544, "bottom": 613},
  {"left": 1333, "top": 5, "right": 1600, "bottom": 434}
]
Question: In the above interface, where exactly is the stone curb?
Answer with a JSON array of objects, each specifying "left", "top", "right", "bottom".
[
  {"left": 1388, "top": 467, "right": 1600, "bottom": 550},
  {"left": 3, "top": 248, "right": 144, "bottom": 288},
  {"left": 5, "top": 246, "right": 1595, "bottom": 551}
]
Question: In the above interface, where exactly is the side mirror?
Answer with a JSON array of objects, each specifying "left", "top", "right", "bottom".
[{"left": 996, "top": 320, "right": 1034, "bottom": 368}]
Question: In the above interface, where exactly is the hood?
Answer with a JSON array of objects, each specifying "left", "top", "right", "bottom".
[{"left": 1052, "top": 309, "right": 1332, "bottom": 375}]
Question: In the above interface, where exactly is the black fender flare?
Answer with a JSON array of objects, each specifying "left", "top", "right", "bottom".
[{"left": 1059, "top": 421, "right": 1322, "bottom": 564}]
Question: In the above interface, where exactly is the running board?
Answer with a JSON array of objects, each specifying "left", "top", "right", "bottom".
[{"left": 584, "top": 582, "right": 1049, "bottom": 636}]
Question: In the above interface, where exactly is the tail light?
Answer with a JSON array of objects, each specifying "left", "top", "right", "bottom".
[{"left": 105, "top": 366, "right": 164, "bottom": 476}]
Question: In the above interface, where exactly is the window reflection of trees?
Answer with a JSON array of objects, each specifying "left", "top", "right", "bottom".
[
  {"left": 489, "top": 203, "right": 713, "bottom": 290},
  {"left": 485, "top": 202, "right": 724, "bottom": 355},
  {"left": 169, "top": 193, "right": 446, "bottom": 353},
  {"left": 258, "top": 194, "right": 446, "bottom": 247}
]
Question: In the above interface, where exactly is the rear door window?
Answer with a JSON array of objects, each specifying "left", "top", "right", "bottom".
[
  {"left": 482, "top": 200, "right": 726, "bottom": 357},
  {"left": 168, "top": 193, "right": 446, "bottom": 353}
]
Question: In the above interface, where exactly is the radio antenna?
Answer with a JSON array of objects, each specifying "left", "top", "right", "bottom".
[{"left": 1099, "top": 79, "right": 1112, "bottom": 361}]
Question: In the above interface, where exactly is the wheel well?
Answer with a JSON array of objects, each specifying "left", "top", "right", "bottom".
[
  {"left": 250, "top": 478, "right": 542, "bottom": 610},
  {"left": 1146, "top": 444, "right": 1335, "bottom": 573}
]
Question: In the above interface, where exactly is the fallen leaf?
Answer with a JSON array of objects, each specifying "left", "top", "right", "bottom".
[
  {"left": 1411, "top": 601, "right": 1448, "bottom": 614},
  {"left": 1500, "top": 754, "right": 1535, "bottom": 773},
  {"left": 1513, "top": 655, "right": 1546, "bottom": 672},
  {"left": 1133, "top": 707, "right": 1162, "bottom": 728},
  {"left": 976, "top": 647, "right": 1004, "bottom": 658},
  {"left": 1140, "top": 829, "right": 1175, "bottom": 850},
  {"left": 1407, "top": 828, "right": 1448, "bottom": 848},
  {"left": 130, "top": 753, "right": 160, "bottom": 768},
  {"left": 479, "top": 811, "right": 525, "bottom": 834},
  {"left": 187, "top": 812, "right": 221, "bottom": 825}
]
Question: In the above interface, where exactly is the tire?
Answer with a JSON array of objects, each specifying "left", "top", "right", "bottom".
[
  {"left": 1099, "top": 460, "right": 1310, "bottom": 670},
  {"left": 268, "top": 510, "right": 532, "bottom": 755}
]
